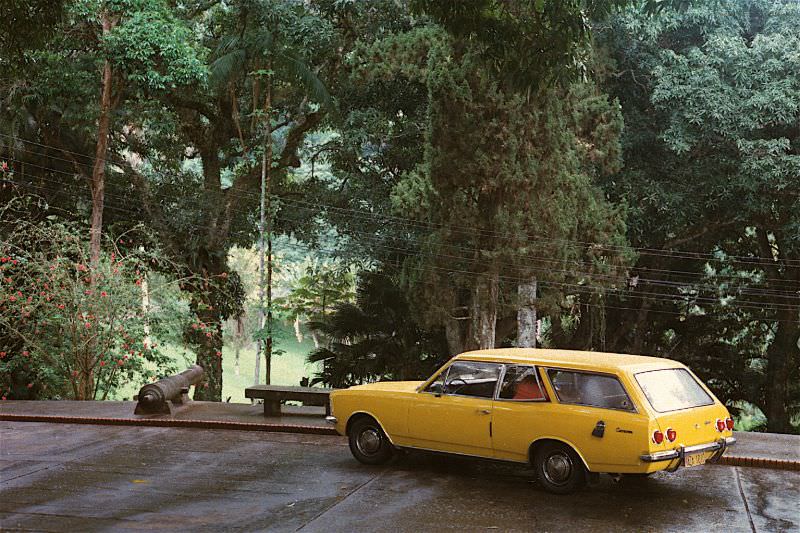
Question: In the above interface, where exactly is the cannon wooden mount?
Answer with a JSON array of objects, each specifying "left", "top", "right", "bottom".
[{"left": 134, "top": 365, "right": 204, "bottom": 415}]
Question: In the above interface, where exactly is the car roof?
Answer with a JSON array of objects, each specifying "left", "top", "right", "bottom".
[{"left": 454, "top": 348, "right": 684, "bottom": 374}]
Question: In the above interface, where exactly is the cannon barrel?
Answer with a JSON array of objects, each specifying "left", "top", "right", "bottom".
[{"left": 134, "top": 365, "right": 204, "bottom": 415}]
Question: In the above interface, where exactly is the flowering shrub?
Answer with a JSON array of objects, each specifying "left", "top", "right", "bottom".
[{"left": 0, "top": 215, "right": 177, "bottom": 400}]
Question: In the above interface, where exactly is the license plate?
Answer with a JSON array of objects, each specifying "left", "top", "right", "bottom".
[{"left": 683, "top": 452, "right": 706, "bottom": 468}]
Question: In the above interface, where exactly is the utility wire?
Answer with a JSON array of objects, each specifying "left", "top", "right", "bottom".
[
  {"left": 6, "top": 164, "right": 800, "bottom": 301},
  {"left": 4, "top": 133, "right": 799, "bottom": 267},
  {"left": 7, "top": 179, "right": 800, "bottom": 317}
]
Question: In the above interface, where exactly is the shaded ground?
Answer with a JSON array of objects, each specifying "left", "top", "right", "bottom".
[
  {"left": 2, "top": 422, "right": 798, "bottom": 532},
  {"left": 0, "top": 401, "right": 330, "bottom": 432}
]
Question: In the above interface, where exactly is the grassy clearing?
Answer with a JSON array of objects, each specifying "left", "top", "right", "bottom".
[{"left": 111, "top": 322, "right": 319, "bottom": 402}]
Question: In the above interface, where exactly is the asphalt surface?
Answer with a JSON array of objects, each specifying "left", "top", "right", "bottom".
[{"left": 1, "top": 422, "right": 798, "bottom": 532}]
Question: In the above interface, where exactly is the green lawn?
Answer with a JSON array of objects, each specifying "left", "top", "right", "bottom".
[
  {"left": 222, "top": 323, "right": 320, "bottom": 402},
  {"left": 111, "top": 322, "right": 319, "bottom": 403}
]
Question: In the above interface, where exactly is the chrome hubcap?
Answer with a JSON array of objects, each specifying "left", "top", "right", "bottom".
[
  {"left": 356, "top": 428, "right": 381, "bottom": 455},
  {"left": 543, "top": 452, "right": 573, "bottom": 485}
]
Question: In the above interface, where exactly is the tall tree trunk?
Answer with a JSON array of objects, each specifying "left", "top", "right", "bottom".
[
  {"left": 445, "top": 317, "right": 465, "bottom": 355},
  {"left": 141, "top": 272, "right": 151, "bottom": 347},
  {"left": 254, "top": 66, "right": 274, "bottom": 386},
  {"left": 264, "top": 68, "right": 274, "bottom": 386},
  {"left": 472, "top": 271, "right": 499, "bottom": 349},
  {"left": 254, "top": 146, "right": 265, "bottom": 386},
  {"left": 764, "top": 310, "right": 799, "bottom": 433},
  {"left": 755, "top": 228, "right": 798, "bottom": 433},
  {"left": 90, "top": 10, "right": 115, "bottom": 265},
  {"left": 293, "top": 316, "right": 303, "bottom": 343},
  {"left": 517, "top": 279, "right": 537, "bottom": 348},
  {"left": 193, "top": 302, "right": 224, "bottom": 401},
  {"left": 265, "top": 225, "right": 273, "bottom": 385}
]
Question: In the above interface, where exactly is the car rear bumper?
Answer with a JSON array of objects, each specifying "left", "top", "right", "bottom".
[{"left": 640, "top": 436, "right": 736, "bottom": 463}]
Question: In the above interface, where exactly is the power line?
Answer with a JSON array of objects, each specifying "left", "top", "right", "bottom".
[
  {"left": 7, "top": 157, "right": 800, "bottom": 293},
  {"left": 7, "top": 179, "right": 800, "bottom": 317},
  {"left": 4, "top": 133, "right": 800, "bottom": 267},
  {"left": 7, "top": 165, "right": 800, "bottom": 304}
]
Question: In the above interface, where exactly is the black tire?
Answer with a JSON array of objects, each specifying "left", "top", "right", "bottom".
[
  {"left": 533, "top": 442, "right": 588, "bottom": 495},
  {"left": 348, "top": 416, "right": 394, "bottom": 465}
]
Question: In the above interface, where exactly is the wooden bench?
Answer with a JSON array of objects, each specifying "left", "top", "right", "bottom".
[{"left": 245, "top": 385, "right": 333, "bottom": 417}]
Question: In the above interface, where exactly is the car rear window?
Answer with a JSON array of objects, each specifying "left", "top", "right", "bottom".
[
  {"left": 546, "top": 369, "right": 635, "bottom": 412},
  {"left": 634, "top": 368, "right": 714, "bottom": 413}
]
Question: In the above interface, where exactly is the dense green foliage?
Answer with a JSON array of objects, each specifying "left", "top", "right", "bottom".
[
  {"left": 1, "top": 0, "right": 797, "bottom": 431},
  {"left": 0, "top": 204, "right": 178, "bottom": 400},
  {"left": 596, "top": 0, "right": 799, "bottom": 432},
  {"left": 308, "top": 271, "right": 448, "bottom": 387}
]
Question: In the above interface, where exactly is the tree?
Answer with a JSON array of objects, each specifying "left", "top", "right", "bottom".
[
  {"left": 599, "top": 0, "right": 800, "bottom": 432},
  {"left": 115, "top": 0, "right": 349, "bottom": 399},
  {"left": 0, "top": 206, "right": 177, "bottom": 401},
  {"left": 209, "top": 0, "right": 332, "bottom": 385},
  {"left": 277, "top": 261, "right": 355, "bottom": 347},
  {"left": 350, "top": 27, "right": 630, "bottom": 354},
  {"left": 307, "top": 271, "right": 448, "bottom": 387}
]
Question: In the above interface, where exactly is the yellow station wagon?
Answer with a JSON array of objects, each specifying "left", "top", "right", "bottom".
[{"left": 327, "top": 348, "right": 736, "bottom": 494}]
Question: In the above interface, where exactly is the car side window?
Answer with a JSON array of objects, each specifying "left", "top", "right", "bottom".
[
  {"left": 546, "top": 369, "right": 635, "bottom": 412},
  {"left": 499, "top": 365, "right": 548, "bottom": 401},
  {"left": 442, "top": 361, "right": 501, "bottom": 399}
]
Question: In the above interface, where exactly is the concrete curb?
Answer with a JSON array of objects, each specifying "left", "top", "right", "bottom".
[
  {"left": 0, "top": 413, "right": 338, "bottom": 436},
  {"left": 718, "top": 455, "right": 800, "bottom": 471},
  {"left": 3, "top": 414, "right": 798, "bottom": 471}
]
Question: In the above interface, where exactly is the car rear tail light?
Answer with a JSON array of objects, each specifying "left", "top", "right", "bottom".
[
  {"left": 725, "top": 417, "right": 734, "bottom": 430},
  {"left": 652, "top": 430, "right": 664, "bottom": 444},
  {"left": 716, "top": 419, "right": 725, "bottom": 432},
  {"left": 666, "top": 428, "right": 677, "bottom": 442}
]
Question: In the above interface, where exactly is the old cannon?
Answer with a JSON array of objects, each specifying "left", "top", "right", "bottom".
[{"left": 134, "top": 365, "right": 204, "bottom": 415}]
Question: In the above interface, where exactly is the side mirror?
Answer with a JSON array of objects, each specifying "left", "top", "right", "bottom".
[{"left": 429, "top": 383, "right": 443, "bottom": 397}]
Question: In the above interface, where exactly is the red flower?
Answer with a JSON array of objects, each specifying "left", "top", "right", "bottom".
[
  {"left": 0, "top": 352, "right": 5, "bottom": 358},
  {"left": 9, "top": 296, "right": 16, "bottom": 302},
  {"left": 205, "top": 332, "right": 212, "bottom": 338},
  {"left": 100, "top": 291, "right": 108, "bottom": 297},
  {"left": 85, "top": 322, "right": 92, "bottom": 329},
  {"left": 85, "top": 290, "right": 92, "bottom": 296},
  {"left": 1, "top": 396, "right": 5, "bottom": 401},
  {"left": 22, "top": 351, "right": 29, "bottom": 357},
  {"left": 100, "top": 361, "right": 106, "bottom": 367},
  {"left": 26, "top": 383, "right": 33, "bottom": 389},
  {"left": 57, "top": 304, "right": 65, "bottom": 310}
]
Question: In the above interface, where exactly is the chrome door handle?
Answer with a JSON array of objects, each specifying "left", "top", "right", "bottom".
[{"left": 477, "top": 409, "right": 491, "bottom": 415}]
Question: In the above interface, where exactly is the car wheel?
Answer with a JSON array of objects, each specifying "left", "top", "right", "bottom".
[
  {"left": 534, "top": 442, "right": 587, "bottom": 495},
  {"left": 348, "top": 417, "right": 394, "bottom": 465}
]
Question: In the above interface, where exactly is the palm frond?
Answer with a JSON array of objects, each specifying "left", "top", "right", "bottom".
[
  {"left": 277, "top": 48, "right": 332, "bottom": 109},
  {"left": 209, "top": 48, "right": 247, "bottom": 87}
]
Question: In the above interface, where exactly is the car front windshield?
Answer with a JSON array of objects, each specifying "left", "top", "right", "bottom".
[{"left": 634, "top": 368, "right": 714, "bottom": 413}]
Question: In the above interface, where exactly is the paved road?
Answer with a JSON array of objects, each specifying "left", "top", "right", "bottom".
[{"left": 1, "top": 422, "right": 798, "bottom": 532}]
